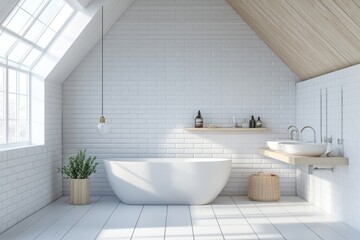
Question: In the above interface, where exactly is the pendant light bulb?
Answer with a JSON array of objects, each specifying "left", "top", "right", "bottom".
[
  {"left": 97, "top": 115, "right": 109, "bottom": 135},
  {"left": 97, "top": 6, "right": 109, "bottom": 135}
]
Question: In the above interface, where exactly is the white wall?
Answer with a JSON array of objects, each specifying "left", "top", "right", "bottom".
[
  {"left": 63, "top": 0, "right": 299, "bottom": 196},
  {"left": 296, "top": 64, "right": 360, "bottom": 230},
  {"left": 0, "top": 80, "right": 62, "bottom": 233}
]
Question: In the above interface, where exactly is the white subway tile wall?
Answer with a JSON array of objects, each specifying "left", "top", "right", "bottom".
[
  {"left": 0, "top": 81, "right": 62, "bottom": 233},
  {"left": 296, "top": 64, "right": 360, "bottom": 230},
  {"left": 63, "top": 0, "right": 299, "bottom": 196}
]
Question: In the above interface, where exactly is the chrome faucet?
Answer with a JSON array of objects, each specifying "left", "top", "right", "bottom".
[
  {"left": 287, "top": 125, "right": 299, "bottom": 140},
  {"left": 290, "top": 129, "right": 298, "bottom": 141},
  {"left": 300, "top": 126, "right": 316, "bottom": 143}
]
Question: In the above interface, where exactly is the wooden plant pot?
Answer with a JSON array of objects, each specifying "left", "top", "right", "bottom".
[{"left": 70, "top": 179, "right": 90, "bottom": 205}]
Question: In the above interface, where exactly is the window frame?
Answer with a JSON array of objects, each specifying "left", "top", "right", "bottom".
[
  {"left": 0, "top": 0, "right": 75, "bottom": 150},
  {"left": 0, "top": 62, "right": 31, "bottom": 149}
]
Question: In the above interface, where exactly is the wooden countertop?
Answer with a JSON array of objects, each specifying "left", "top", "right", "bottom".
[{"left": 259, "top": 148, "right": 348, "bottom": 165}]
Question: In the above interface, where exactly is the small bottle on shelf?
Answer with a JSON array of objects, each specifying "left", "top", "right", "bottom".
[
  {"left": 256, "top": 116, "right": 262, "bottom": 128},
  {"left": 195, "top": 110, "right": 203, "bottom": 128},
  {"left": 249, "top": 115, "right": 256, "bottom": 128}
]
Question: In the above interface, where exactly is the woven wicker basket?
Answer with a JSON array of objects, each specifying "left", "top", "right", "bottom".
[{"left": 248, "top": 172, "right": 280, "bottom": 201}]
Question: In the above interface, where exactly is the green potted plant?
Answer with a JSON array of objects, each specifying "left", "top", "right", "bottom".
[{"left": 58, "top": 149, "right": 98, "bottom": 205}]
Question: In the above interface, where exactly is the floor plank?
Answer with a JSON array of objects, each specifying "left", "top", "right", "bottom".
[
  {"left": 61, "top": 196, "right": 119, "bottom": 240},
  {"left": 325, "top": 222, "right": 360, "bottom": 240},
  {"left": 165, "top": 205, "right": 194, "bottom": 240},
  {"left": 211, "top": 196, "right": 257, "bottom": 240},
  {"left": 254, "top": 201, "right": 322, "bottom": 240},
  {"left": 96, "top": 204, "right": 143, "bottom": 240},
  {"left": 190, "top": 205, "right": 223, "bottom": 240},
  {"left": 280, "top": 197, "right": 360, "bottom": 239},
  {"left": 35, "top": 197, "right": 101, "bottom": 240},
  {"left": 0, "top": 197, "right": 69, "bottom": 240},
  {"left": 279, "top": 198, "right": 346, "bottom": 240},
  {"left": 131, "top": 205, "right": 167, "bottom": 240},
  {"left": 232, "top": 196, "right": 284, "bottom": 240}
]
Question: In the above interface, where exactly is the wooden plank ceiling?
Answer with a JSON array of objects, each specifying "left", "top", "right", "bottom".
[{"left": 227, "top": 0, "right": 360, "bottom": 80}]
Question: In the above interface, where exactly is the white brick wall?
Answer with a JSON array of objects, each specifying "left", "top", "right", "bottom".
[
  {"left": 296, "top": 64, "right": 360, "bottom": 230},
  {"left": 63, "top": 0, "right": 299, "bottom": 196},
  {"left": 0, "top": 81, "right": 63, "bottom": 233}
]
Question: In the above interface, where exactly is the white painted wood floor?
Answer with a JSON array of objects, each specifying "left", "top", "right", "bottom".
[{"left": 1, "top": 196, "right": 360, "bottom": 240}]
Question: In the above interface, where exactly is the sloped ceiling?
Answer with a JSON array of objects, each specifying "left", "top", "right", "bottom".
[{"left": 227, "top": 0, "right": 360, "bottom": 80}]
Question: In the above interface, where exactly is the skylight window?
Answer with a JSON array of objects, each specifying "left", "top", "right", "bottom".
[
  {"left": 0, "top": 31, "right": 17, "bottom": 57},
  {"left": 24, "top": 20, "right": 47, "bottom": 43},
  {"left": 7, "top": 41, "right": 31, "bottom": 63},
  {"left": 3, "top": 8, "right": 33, "bottom": 35},
  {"left": 0, "top": 0, "right": 74, "bottom": 68}
]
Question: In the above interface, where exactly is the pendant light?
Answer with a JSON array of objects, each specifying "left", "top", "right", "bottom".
[{"left": 97, "top": 6, "right": 109, "bottom": 135}]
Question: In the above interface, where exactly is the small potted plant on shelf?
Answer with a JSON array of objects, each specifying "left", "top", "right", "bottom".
[{"left": 58, "top": 149, "right": 98, "bottom": 205}]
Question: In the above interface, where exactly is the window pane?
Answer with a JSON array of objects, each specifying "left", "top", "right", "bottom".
[
  {"left": 49, "top": 3, "right": 73, "bottom": 32},
  {"left": 8, "top": 70, "right": 17, "bottom": 93},
  {"left": 1, "top": 67, "right": 30, "bottom": 145},
  {"left": 21, "top": 48, "right": 42, "bottom": 66},
  {"left": 18, "top": 120, "right": 28, "bottom": 142},
  {"left": 9, "top": 93, "right": 17, "bottom": 120},
  {"left": 36, "top": 27, "right": 55, "bottom": 48},
  {"left": 24, "top": 20, "right": 46, "bottom": 42},
  {"left": 0, "top": 32, "right": 17, "bottom": 57},
  {"left": 5, "top": 7, "right": 33, "bottom": 35},
  {"left": 19, "top": 95, "right": 28, "bottom": 120},
  {"left": 8, "top": 120, "right": 16, "bottom": 143},
  {"left": 7, "top": 42, "right": 32, "bottom": 62},
  {"left": 38, "top": 0, "right": 63, "bottom": 26},
  {"left": 19, "top": 72, "right": 28, "bottom": 95},
  {"left": 21, "top": 0, "right": 50, "bottom": 16}
]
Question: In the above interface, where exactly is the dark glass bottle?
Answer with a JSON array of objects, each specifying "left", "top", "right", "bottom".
[
  {"left": 256, "top": 116, "right": 262, "bottom": 128},
  {"left": 195, "top": 110, "right": 203, "bottom": 128},
  {"left": 249, "top": 115, "right": 256, "bottom": 128}
]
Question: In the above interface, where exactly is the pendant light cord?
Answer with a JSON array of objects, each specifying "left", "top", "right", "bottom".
[{"left": 101, "top": 5, "right": 104, "bottom": 116}]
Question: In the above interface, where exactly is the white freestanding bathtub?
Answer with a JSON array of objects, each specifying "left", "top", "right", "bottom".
[{"left": 103, "top": 158, "right": 232, "bottom": 205}]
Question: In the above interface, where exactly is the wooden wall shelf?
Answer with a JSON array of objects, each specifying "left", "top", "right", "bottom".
[
  {"left": 184, "top": 128, "right": 267, "bottom": 132},
  {"left": 259, "top": 148, "right": 348, "bottom": 165}
]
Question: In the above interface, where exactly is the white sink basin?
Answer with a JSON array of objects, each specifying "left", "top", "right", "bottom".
[
  {"left": 267, "top": 140, "right": 300, "bottom": 151},
  {"left": 279, "top": 142, "right": 327, "bottom": 157}
]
